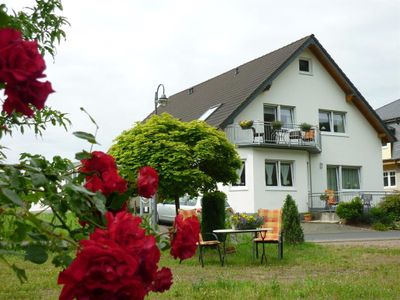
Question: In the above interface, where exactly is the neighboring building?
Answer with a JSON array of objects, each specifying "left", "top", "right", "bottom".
[
  {"left": 152, "top": 35, "right": 394, "bottom": 213},
  {"left": 376, "top": 99, "right": 400, "bottom": 191}
]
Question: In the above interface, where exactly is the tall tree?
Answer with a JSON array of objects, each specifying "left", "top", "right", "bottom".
[{"left": 109, "top": 113, "right": 241, "bottom": 212}]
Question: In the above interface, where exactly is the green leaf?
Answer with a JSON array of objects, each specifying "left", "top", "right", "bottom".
[
  {"left": 2, "top": 188, "right": 24, "bottom": 206},
  {"left": 73, "top": 131, "right": 98, "bottom": 144},
  {"left": 75, "top": 150, "right": 92, "bottom": 161},
  {"left": 52, "top": 253, "right": 73, "bottom": 268},
  {"left": 11, "top": 264, "right": 28, "bottom": 284},
  {"left": 93, "top": 192, "right": 106, "bottom": 213},
  {"left": 30, "top": 173, "right": 48, "bottom": 187},
  {"left": 65, "top": 183, "right": 95, "bottom": 195},
  {"left": 24, "top": 244, "right": 48, "bottom": 264}
]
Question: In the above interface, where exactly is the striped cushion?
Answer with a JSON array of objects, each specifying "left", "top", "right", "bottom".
[
  {"left": 256, "top": 209, "right": 282, "bottom": 241},
  {"left": 178, "top": 209, "right": 198, "bottom": 219}
]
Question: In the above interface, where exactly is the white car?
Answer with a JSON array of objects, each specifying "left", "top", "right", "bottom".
[{"left": 157, "top": 195, "right": 201, "bottom": 224}]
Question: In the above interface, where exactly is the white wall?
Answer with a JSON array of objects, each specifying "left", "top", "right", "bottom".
[{"left": 224, "top": 48, "right": 384, "bottom": 212}]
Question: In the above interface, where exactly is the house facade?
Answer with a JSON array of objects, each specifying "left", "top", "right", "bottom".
[
  {"left": 376, "top": 99, "right": 400, "bottom": 191},
  {"left": 153, "top": 35, "right": 394, "bottom": 213}
]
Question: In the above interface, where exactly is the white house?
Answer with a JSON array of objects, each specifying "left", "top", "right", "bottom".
[
  {"left": 153, "top": 35, "right": 394, "bottom": 213},
  {"left": 376, "top": 99, "right": 400, "bottom": 191}
]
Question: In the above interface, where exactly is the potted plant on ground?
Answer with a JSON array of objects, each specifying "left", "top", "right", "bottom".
[
  {"left": 239, "top": 120, "right": 254, "bottom": 129},
  {"left": 271, "top": 120, "right": 283, "bottom": 130},
  {"left": 303, "top": 213, "right": 313, "bottom": 222}
]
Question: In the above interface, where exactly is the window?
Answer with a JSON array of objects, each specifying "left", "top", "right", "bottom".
[
  {"left": 265, "top": 161, "right": 293, "bottom": 187},
  {"left": 233, "top": 160, "right": 246, "bottom": 186},
  {"left": 327, "top": 165, "right": 361, "bottom": 190},
  {"left": 384, "top": 171, "right": 396, "bottom": 187},
  {"left": 299, "top": 58, "right": 312, "bottom": 73},
  {"left": 198, "top": 104, "right": 221, "bottom": 121},
  {"left": 264, "top": 105, "right": 294, "bottom": 128},
  {"left": 319, "top": 110, "right": 346, "bottom": 133}
]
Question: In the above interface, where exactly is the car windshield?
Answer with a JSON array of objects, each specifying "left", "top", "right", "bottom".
[{"left": 179, "top": 195, "right": 198, "bottom": 206}]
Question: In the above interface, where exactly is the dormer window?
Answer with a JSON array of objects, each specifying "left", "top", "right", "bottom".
[{"left": 299, "top": 58, "right": 312, "bottom": 74}]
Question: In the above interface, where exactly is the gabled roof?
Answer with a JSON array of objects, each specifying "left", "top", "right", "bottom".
[
  {"left": 376, "top": 99, "right": 400, "bottom": 122},
  {"left": 153, "top": 34, "right": 394, "bottom": 143}
]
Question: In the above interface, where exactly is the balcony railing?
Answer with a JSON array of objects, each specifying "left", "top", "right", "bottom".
[
  {"left": 308, "top": 190, "right": 398, "bottom": 212},
  {"left": 225, "top": 122, "right": 321, "bottom": 153}
]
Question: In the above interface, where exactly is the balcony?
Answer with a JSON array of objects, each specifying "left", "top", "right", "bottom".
[{"left": 225, "top": 122, "right": 322, "bottom": 153}]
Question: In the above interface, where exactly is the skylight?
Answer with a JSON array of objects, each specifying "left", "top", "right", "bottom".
[{"left": 198, "top": 104, "right": 221, "bottom": 121}]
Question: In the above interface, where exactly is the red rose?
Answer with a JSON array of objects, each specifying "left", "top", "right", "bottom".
[
  {"left": 80, "top": 151, "right": 117, "bottom": 174},
  {"left": 137, "top": 166, "right": 158, "bottom": 198},
  {"left": 170, "top": 214, "right": 200, "bottom": 261},
  {"left": 58, "top": 211, "right": 173, "bottom": 299},
  {"left": 3, "top": 79, "right": 54, "bottom": 116},
  {"left": 81, "top": 151, "right": 128, "bottom": 196},
  {"left": 0, "top": 28, "right": 52, "bottom": 116},
  {"left": 153, "top": 267, "right": 173, "bottom": 292}
]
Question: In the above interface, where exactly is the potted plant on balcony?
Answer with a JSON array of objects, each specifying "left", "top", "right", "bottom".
[
  {"left": 271, "top": 120, "right": 283, "bottom": 130},
  {"left": 300, "top": 123, "right": 315, "bottom": 141},
  {"left": 239, "top": 120, "right": 254, "bottom": 129}
]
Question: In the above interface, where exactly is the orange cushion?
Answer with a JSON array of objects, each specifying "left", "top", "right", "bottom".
[{"left": 257, "top": 209, "right": 282, "bottom": 241}]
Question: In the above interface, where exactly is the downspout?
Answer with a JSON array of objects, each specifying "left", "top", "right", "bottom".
[{"left": 308, "top": 152, "right": 313, "bottom": 211}]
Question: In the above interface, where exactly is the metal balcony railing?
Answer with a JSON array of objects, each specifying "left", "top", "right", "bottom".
[
  {"left": 225, "top": 122, "right": 322, "bottom": 153},
  {"left": 308, "top": 190, "right": 398, "bottom": 212}
]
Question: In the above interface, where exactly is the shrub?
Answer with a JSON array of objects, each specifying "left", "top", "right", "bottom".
[
  {"left": 372, "top": 222, "right": 389, "bottom": 231},
  {"left": 368, "top": 207, "right": 395, "bottom": 226},
  {"left": 282, "top": 194, "right": 304, "bottom": 244},
  {"left": 201, "top": 191, "right": 226, "bottom": 240},
  {"left": 379, "top": 193, "right": 400, "bottom": 221},
  {"left": 336, "top": 197, "right": 363, "bottom": 222}
]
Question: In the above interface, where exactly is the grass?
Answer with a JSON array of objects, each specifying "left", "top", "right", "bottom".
[{"left": 1, "top": 235, "right": 400, "bottom": 299}]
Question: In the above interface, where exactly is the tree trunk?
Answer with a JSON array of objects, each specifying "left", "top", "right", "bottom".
[{"left": 175, "top": 196, "right": 180, "bottom": 216}]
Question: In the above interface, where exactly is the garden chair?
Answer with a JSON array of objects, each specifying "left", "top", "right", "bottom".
[
  {"left": 325, "top": 189, "right": 337, "bottom": 210},
  {"left": 177, "top": 209, "right": 223, "bottom": 267},
  {"left": 252, "top": 208, "right": 283, "bottom": 263}
]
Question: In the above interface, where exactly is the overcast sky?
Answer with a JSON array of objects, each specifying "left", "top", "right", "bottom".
[{"left": 3, "top": 0, "right": 400, "bottom": 163}]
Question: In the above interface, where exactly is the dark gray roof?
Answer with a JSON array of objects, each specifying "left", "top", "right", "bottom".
[
  {"left": 376, "top": 99, "right": 400, "bottom": 159},
  {"left": 376, "top": 99, "right": 400, "bottom": 121},
  {"left": 154, "top": 35, "right": 311, "bottom": 128},
  {"left": 151, "top": 35, "right": 394, "bottom": 142}
]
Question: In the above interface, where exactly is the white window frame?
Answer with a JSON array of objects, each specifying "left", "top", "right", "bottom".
[
  {"left": 383, "top": 170, "right": 396, "bottom": 187},
  {"left": 319, "top": 110, "right": 347, "bottom": 134},
  {"left": 230, "top": 159, "right": 247, "bottom": 191},
  {"left": 198, "top": 104, "right": 221, "bottom": 121},
  {"left": 264, "top": 105, "right": 296, "bottom": 128},
  {"left": 327, "top": 165, "right": 361, "bottom": 191},
  {"left": 265, "top": 160, "right": 294, "bottom": 189},
  {"left": 299, "top": 57, "right": 313, "bottom": 75}
]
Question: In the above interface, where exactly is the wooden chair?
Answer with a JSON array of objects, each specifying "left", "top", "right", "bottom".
[
  {"left": 252, "top": 209, "right": 283, "bottom": 263},
  {"left": 178, "top": 209, "right": 223, "bottom": 267}
]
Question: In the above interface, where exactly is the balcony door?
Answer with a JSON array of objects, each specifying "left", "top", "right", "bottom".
[{"left": 263, "top": 106, "right": 277, "bottom": 142}]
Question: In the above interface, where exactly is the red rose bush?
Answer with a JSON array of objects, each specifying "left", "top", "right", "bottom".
[
  {"left": 0, "top": 28, "right": 54, "bottom": 116},
  {"left": 137, "top": 166, "right": 159, "bottom": 198},
  {"left": 58, "top": 211, "right": 173, "bottom": 300}
]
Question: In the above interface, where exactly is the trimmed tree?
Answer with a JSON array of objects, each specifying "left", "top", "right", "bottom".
[
  {"left": 201, "top": 191, "right": 226, "bottom": 240},
  {"left": 109, "top": 113, "right": 241, "bottom": 213},
  {"left": 282, "top": 194, "right": 304, "bottom": 244}
]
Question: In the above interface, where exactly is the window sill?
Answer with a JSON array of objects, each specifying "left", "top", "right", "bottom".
[
  {"left": 230, "top": 186, "right": 249, "bottom": 192},
  {"left": 299, "top": 71, "right": 313, "bottom": 76},
  {"left": 321, "top": 132, "right": 349, "bottom": 138},
  {"left": 265, "top": 187, "right": 297, "bottom": 192}
]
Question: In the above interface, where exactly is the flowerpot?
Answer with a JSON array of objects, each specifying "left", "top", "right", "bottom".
[{"left": 304, "top": 215, "right": 312, "bottom": 222}]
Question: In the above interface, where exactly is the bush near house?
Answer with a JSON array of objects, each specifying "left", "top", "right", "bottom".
[
  {"left": 336, "top": 197, "right": 363, "bottom": 223},
  {"left": 379, "top": 193, "right": 400, "bottom": 221},
  {"left": 282, "top": 194, "right": 304, "bottom": 244},
  {"left": 201, "top": 191, "right": 226, "bottom": 240}
]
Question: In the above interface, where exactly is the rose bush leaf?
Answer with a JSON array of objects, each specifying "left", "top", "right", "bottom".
[
  {"left": 2, "top": 188, "right": 24, "bottom": 206},
  {"left": 75, "top": 150, "right": 91, "bottom": 161},
  {"left": 73, "top": 131, "right": 98, "bottom": 144},
  {"left": 24, "top": 244, "right": 48, "bottom": 264}
]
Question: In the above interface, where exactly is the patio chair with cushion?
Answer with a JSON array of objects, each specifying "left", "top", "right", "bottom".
[
  {"left": 325, "top": 189, "right": 337, "bottom": 210},
  {"left": 252, "top": 208, "right": 283, "bottom": 263},
  {"left": 177, "top": 209, "right": 223, "bottom": 267}
]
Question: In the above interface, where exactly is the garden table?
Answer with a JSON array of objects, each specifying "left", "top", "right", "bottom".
[{"left": 213, "top": 228, "right": 272, "bottom": 265}]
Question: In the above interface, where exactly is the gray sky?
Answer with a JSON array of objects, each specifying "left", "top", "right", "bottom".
[{"left": 3, "top": 0, "right": 400, "bottom": 163}]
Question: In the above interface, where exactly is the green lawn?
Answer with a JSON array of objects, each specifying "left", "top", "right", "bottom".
[{"left": 1, "top": 239, "right": 400, "bottom": 299}]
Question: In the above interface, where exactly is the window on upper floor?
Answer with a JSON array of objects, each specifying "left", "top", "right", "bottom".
[
  {"left": 265, "top": 160, "right": 293, "bottom": 187},
  {"left": 299, "top": 58, "right": 312, "bottom": 74},
  {"left": 319, "top": 110, "right": 346, "bottom": 133},
  {"left": 264, "top": 105, "right": 295, "bottom": 128},
  {"left": 232, "top": 160, "right": 246, "bottom": 186},
  {"left": 383, "top": 171, "right": 396, "bottom": 187}
]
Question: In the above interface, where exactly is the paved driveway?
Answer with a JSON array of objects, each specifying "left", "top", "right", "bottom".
[{"left": 302, "top": 222, "right": 400, "bottom": 242}]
